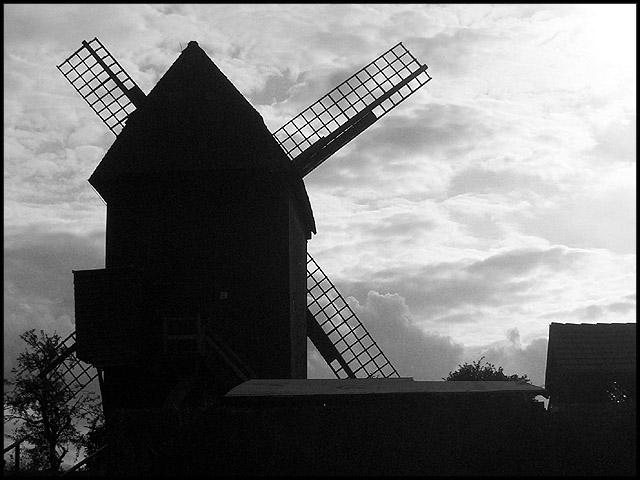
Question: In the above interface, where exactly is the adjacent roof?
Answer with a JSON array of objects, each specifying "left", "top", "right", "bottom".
[
  {"left": 225, "top": 378, "right": 547, "bottom": 401},
  {"left": 545, "top": 322, "right": 636, "bottom": 384},
  {"left": 89, "top": 41, "right": 315, "bottom": 236}
]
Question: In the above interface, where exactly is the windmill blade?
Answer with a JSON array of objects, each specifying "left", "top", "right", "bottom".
[
  {"left": 38, "top": 331, "right": 100, "bottom": 400},
  {"left": 4, "top": 331, "right": 100, "bottom": 430},
  {"left": 10, "top": 330, "right": 99, "bottom": 400},
  {"left": 4, "top": 332, "right": 100, "bottom": 465},
  {"left": 57, "top": 37, "right": 146, "bottom": 136},
  {"left": 306, "top": 253, "right": 400, "bottom": 379},
  {"left": 273, "top": 42, "right": 432, "bottom": 177}
]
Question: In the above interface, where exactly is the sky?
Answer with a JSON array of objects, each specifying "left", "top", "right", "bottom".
[{"left": 4, "top": 4, "right": 636, "bottom": 393}]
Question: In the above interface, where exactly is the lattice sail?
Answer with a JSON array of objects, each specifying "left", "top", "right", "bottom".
[
  {"left": 37, "top": 331, "right": 100, "bottom": 400},
  {"left": 57, "top": 38, "right": 146, "bottom": 136},
  {"left": 306, "top": 253, "right": 400, "bottom": 379},
  {"left": 3, "top": 332, "right": 100, "bottom": 464},
  {"left": 273, "top": 42, "right": 431, "bottom": 177},
  {"left": 5, "top": 332, "right": 99, "bottom": 427}
]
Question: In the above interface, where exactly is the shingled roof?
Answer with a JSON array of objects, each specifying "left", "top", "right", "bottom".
[{"left": 545, "top": 322, "right": 636, "bottom": 389}]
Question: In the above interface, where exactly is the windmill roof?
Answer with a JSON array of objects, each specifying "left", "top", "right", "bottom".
[
  {"left": 225, "top": 378, "right": 547, "bottom": 402},
  {"left": 89, "top": 41, "right": 315, "bottom": 234},
  {"left": 545, "top": 322, "right": 636, "bottom": 382}
]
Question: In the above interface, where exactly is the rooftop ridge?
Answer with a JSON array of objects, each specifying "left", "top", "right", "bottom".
[{"left": 550, "top": 322, "right": 636, "bottom": 325}]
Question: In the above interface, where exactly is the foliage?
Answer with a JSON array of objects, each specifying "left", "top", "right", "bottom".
[
  {"left": 3, "top": 329, "right": 100, "bottom": 474},
  {"left": 75, "top": 404, "right": 107, "bottom": 472},
  {"left": 443, "top": 356, "right": 530, "bottom": 382}
]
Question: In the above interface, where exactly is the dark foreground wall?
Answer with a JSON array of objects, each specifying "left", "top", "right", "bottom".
[
  {"left": 213, "top": 393, "right": 546, "bottom": 476},
  {"left": 220, "top": 396, "right": 542, "bottom": 475},
  {"left": 102, "top": 393, "right": 635, "bottom": 476},
  {"left": 105, "top": 393, "right": 548, "bottom": 476},
  {"left": 543, "top": 402, "right": 636, "bottom": 476}
]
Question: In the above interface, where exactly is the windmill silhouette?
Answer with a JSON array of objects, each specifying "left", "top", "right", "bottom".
[{"left": 46, "top": 38, "right": 431, "bottom": 416}]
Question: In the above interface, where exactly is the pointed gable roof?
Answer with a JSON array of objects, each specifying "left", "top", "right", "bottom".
[{"left": 89, "top": 41, "right": 315, "bottom": 236}]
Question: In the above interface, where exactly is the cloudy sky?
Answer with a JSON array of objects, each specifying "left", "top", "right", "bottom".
[{"left": 4, "top": 4, "right": 636, "bottom": 390}]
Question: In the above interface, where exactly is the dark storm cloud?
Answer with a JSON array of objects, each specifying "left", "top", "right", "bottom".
[
  {"left": 447, "top": 166, "right": 555, "bottom": 196},
  {"left": 4, "top": 226, "right": 105, "bottom": 377},
  {"left": 367, "top": 105, "right": 493, "bottom": 157},
  {"left": 607, "top": 301, "right": 635, "bottom": 314},
  {"left": 466, "top": 246, "right": 584, "bottom": 278},
  {"left": 538, "top": 295, "right": 637, "bottom": 323},
  {"left": 360, "top": 212, "right": 439, "bottom": 238},
  {"left": 346, "top": 263, "right": 483, "bottom": 316},
  {"left": 431, "top": 312, "right": 480, "bottom": 325},
  {"left": 576, "top": 300, "right": 636, "bottom": 320},
  {"left": 304, "top": 102, "right": 492, "bottom": 192},
  {"left": 341, "top": 246, "right": 586, "bottom": 322}
]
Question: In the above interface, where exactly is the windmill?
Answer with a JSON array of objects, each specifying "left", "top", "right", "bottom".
[{"left": 50, "top": 38, "right": 431, "bottom": 416}]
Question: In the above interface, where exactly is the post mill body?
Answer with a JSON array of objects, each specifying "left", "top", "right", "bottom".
[
  {"left": 73, "top": 42, "right": 314, "bottom": 410},
  {"left": 60, "top": 38, "right": 431, "bottom": 412}
]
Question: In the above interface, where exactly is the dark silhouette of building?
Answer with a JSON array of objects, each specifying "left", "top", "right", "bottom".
[
  {"left": 74, "top": 41, "right": 316, "bottom": 413},
  {"left": 543, "top": 323, "right": 636, "bottom": 475},
  {"left": 545, "top": 322, "right": 636, "bottom": 410},
  {"left": 107, "top": 378, "right": 548, "bottom": 476},
  {"left": 61, "top": 39, "right": 558, "bottom": 476},
  {"left": 62, "top": 36, "right": 437, "bottom": 415}
]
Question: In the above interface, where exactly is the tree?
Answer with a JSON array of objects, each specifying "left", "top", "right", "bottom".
[
  {"left": 443, "top": 356, "right": 530, "bottom": 382},
  {"left": 75, "top": 402, "right": 107, "bottom": 472},
  {"left": 3, "top": 329, "right": 100, "bottom": 473}
]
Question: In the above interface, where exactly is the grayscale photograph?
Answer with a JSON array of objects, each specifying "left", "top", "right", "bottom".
[{"left": 4, "top": 4, "right": 635, "bottom": 476}]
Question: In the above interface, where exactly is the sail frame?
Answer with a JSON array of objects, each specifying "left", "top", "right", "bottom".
[
  {"left": 306, "top": 253, "right": 400, "bottom": 379},
  {"left": 57, "top": 38, "right": 145, "bottom": 136},
  {"left": 273, "top": 42, "right": 431, "bottom": 176}
]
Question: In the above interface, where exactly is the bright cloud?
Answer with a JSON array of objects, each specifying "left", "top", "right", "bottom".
[
  {"left": 3, "top": 4, "right": 635, "bottom": 389},
  {"left": 348, "top": 290, "right": 465, "bottom": 381},
  {"left": 3, "top": 226, "right": 105, "bottom": 377}
]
